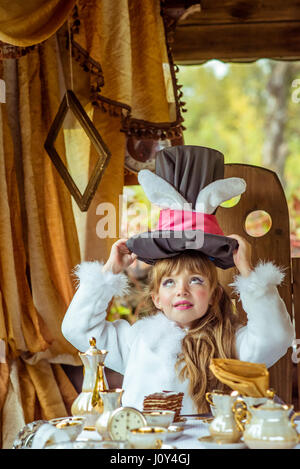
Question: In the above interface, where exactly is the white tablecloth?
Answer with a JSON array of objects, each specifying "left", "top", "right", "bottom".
[{"left": 77, "top": 418, "right": 300, "bottom": 450}]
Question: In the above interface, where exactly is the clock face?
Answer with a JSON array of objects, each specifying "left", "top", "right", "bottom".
[
  {"left": 125, "top": 136, "right": 171, "bottom": 173},
  {"left": 108, "top": 407, "right": 147, "bottom": 440},
  {"left": 125, "top": 153, "right": 156, "bottom": 173}
]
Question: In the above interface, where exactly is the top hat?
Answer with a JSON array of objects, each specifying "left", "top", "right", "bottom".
[{"left": 126, "top": 145, "right": 246, "bottom": 269}]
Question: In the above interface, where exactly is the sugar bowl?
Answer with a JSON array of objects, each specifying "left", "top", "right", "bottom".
[{"left": 234, "top": 398, "right": 300, "bottom": 449}]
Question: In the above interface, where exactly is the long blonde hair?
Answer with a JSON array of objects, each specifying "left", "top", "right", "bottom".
[{"left": 141, "top": 251, "right": 241, "bottom": 413}]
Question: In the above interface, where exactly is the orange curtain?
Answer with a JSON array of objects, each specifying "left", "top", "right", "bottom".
[
  {"left": 0, "top": 0, "right": 76, "bottom": 46},
  {"left": 0, "top": 39, "right": 80, "bottom": 448}
]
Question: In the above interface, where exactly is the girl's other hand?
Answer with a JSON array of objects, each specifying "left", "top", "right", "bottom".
[
  {"left": 102, "top": 239, "right": 137, "bottom": 274},
  {"left": 228, "top": 234, "right": 253, "bottom": 277}
]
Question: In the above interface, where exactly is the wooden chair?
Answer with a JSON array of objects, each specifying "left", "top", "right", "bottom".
[{"left": 217, "top": 163, "right": 294, "bottom": 405}]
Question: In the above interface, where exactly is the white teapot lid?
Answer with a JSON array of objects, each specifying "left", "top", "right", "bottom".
[{"left": 252, "top": 399, "right": 291, "bottom": 412}]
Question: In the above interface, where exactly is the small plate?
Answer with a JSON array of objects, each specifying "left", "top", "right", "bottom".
[
  {"left": 166, "top": 425, "right": 184, "bottom": 441},
  {"left": 187, "top": 416, "right": 213, "bottom": 424},
  {"left": 198, "top": 435, "right": 247, "bottom": 449}
]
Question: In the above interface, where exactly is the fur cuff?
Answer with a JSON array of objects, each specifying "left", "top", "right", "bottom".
[
  {"left": 230, "top": 261, "right": 285, "bottom": 298},
  {"left": 73, "top": 261, "right": 129, "bottom": 298}
]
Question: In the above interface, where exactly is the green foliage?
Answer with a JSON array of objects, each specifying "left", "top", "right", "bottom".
[
  {"left": 177, "top": 61, "right": 268, "bottom": 165},
  {"left": 107, "top": 301, "right": 134, "bottom": 323}
]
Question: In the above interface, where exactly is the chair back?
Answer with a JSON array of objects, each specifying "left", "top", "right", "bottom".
[{"left": 216, "top": 163, "right": 293, "bottom": 404}]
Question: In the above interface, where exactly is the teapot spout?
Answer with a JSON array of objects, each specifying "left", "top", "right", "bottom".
[{"left": 92, "top": 363, "right": 108, "bottom": 411}]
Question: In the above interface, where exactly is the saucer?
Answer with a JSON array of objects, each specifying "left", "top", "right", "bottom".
[
  {"left": 187, "top": 416, "right": 213, "bottom": 424},
  {"left": 165, "top": 425, "right": 184, "bottom": 441},
  {"left": 198, "top": 435, "right": 247, "bottom": 449}
]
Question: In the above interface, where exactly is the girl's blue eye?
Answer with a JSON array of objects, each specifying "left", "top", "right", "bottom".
[
  {"left": 190, "top": 277, "right": 204, "bottom": 284},
  {"left": 162, "top": 278, "right": 174, "bottom": 287}
]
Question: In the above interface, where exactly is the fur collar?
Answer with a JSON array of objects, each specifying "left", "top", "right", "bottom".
[{"left": 132, "top": 313, "right": 186, "bottom": 365}]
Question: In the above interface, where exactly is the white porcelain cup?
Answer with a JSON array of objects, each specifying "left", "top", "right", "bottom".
[
  {"left": 128, "top": 426, "right": 167, "bottom": 449},
  {"left": 48, "top": 416, "right": 85, "bottom": 441},
  {"left": 142, "top": 410, "right": 175, "bottom": 428}
]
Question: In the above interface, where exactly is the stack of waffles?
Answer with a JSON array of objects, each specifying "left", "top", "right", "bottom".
[{"left": 143, "top": 391, "right": 184, "bottom": 422}]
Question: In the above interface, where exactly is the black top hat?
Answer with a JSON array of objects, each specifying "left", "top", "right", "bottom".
[{"left": 126, "top": 145, "right": 246, "bottom": 269}]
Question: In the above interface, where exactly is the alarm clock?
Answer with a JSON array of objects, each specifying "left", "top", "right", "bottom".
[
  {"left": 125, "top": 136, "right": 171, "bottom": 173},
  {"left": 107, "top": 406, "right": 147, "bottom": 440}
]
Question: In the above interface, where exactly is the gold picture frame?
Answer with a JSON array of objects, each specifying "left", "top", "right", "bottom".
[{"left": 44, "top": 89, "right": 111, "bottom": 212}]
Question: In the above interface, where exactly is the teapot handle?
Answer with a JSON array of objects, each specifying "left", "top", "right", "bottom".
[
  {"left": 232, "top": 399, "right": 250, "bottom": 432},
  {"left": 290, "top": 411, "right": 300, "bottom": 428},
  {"left": 205, "top": 392, "right": 214, "bottom": 406}
]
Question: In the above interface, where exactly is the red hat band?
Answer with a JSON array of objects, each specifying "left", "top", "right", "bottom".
[{"left": 157, "top": 209, "right": 224, "bottom": 236}]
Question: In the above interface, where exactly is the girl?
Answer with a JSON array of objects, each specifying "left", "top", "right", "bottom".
[{"left": 62, "top": 234, "right": 294, "bottom": 414}]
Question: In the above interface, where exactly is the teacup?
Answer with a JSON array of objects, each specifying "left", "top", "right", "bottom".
[
  {"left": 128, "top": 426, "right": 167, "bottom": 449},
  {"left": 142, "top": 410, "right": 175, "bottom": 428},
  {"left": 48, "top": 416, "right": 85, "bottom": 441},
  {"left": 205, "top": 391, "right": 242, "bottom": 443},
  {"left": 206, "top": 390, "right": 229, "bottom": 417}
]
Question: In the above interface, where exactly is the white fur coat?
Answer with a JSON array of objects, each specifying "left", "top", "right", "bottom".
[{"left": 62, "top": 261, "right": 294, "bottom": 413}]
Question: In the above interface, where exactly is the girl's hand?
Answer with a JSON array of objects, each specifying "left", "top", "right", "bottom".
[
  {"left": 228, "top": 234, "right": 253, "bottom": 277},
  {"left": 102, "top": 239, "right": 137, "bottom": 274}
]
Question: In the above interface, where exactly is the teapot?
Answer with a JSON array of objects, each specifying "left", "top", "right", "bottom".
[
  {"left": 234, "top": 398, "right": 300, "bottom": 449},
  {"left": 71, "top": 338, "right": 108, "bottom": 426}
]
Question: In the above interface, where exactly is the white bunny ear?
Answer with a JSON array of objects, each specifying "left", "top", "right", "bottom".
[
  {"left": 138, "top": 169, "right": 189, "bottom": 209},
  {"left": 195, "top": 177, "right": 246, "bottom": 214}
]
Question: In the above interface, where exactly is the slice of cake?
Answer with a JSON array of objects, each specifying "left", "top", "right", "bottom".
[{"left": 143, "top": 391, "right": 184, "bottom": 422}]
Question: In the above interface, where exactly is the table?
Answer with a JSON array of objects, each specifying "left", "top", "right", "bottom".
[
  {"left": 78, "top": 417, "right": 209, "bottom": 449},
  {"left": 76, "top": 417, "right": 300, "bottom": 449}
]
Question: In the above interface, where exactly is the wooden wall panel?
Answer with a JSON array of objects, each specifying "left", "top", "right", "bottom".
[
  {"left": 172, "top": 0, "right": 300, "bottom": 24},
  {"left": 173, "top": 22, "right": 300, "bottom": 63},
  {"left": 164, "top": 0, "right": 300, "bottom": 63}
]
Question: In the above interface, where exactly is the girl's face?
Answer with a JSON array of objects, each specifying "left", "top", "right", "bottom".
[{"left": 151, "top": 268, "right": 212, "bottom": 329}]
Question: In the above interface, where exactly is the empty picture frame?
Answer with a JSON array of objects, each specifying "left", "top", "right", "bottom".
[{"left": 44, "top": 89, "right": 111, "bottom": 211}]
